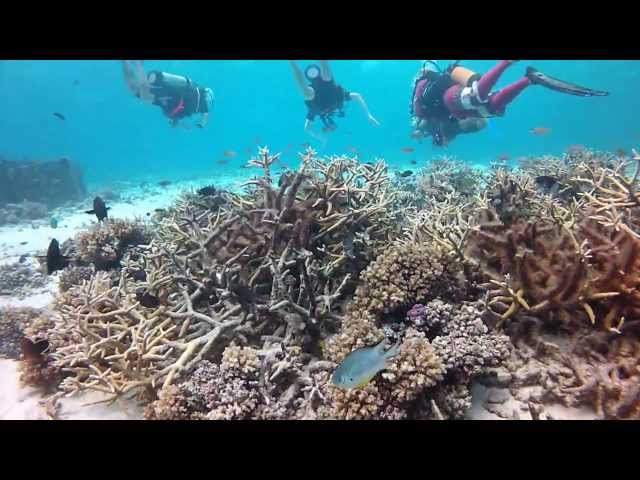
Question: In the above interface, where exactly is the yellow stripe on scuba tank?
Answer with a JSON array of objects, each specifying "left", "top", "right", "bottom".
[{"left": 450, "top": 66, "right": 481, "bottom": 87}]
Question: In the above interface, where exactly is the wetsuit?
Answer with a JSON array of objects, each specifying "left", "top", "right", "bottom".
[
  {"left": 148, "top": 72, "right": 210, "bottom": 121},
  {"left": 305, "top": 78, "right": 351, "bottom": 130},
  {"left": 413, "top": 61, "right": 530, "bottom": 138}
]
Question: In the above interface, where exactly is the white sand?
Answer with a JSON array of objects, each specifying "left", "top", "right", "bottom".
[{"left": 0, "top": 359, "right": 143, "bottom": 420}]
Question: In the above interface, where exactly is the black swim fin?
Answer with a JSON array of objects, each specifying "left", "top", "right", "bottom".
[{"left": 526, "top": 67, "right": 609, "bottom": 97}]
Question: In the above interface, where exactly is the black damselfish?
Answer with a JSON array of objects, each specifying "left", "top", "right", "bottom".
[{"left": 85, "top": 196, "right": 110, "bottom": 222}]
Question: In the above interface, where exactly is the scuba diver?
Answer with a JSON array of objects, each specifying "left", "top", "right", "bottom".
[
  {"left": 289, "top": 60, "right": 381, "bottom": 141},
  {"left": 122, "top": 60, "right": 214, "bottom": 129},
  {"left": 410, "top": 60, "right": 609, "bottom": 147}
]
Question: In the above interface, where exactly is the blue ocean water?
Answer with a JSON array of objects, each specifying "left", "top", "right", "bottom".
[{"left": 1, "top": 59, "right": 639, "bottom": 188}]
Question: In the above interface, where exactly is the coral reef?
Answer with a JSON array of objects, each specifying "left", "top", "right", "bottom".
[
  {"left": 352, "top": 242, "right": 465, "bottom": 315},
  {"left": 0, "top": 260, "right": 50, "bottom": 298},
  {"left": 506, "top": 325, "right": 640, "bottom": 420},
  {"left": 58, "top": 265, "right": 95, "bottom": 292},
  {"left": 416, "top": 157, "right": 487, "bottom": 202},
  {"left": 22, "top": 146, "right": 640, "bottom": 421},
  {"left": 0, "top": 157, "right": 86, "bottom": 209},
  {"left": 323, "top": 328, "right": 444, "bottom": 420},
  {"left": 74, "top": 218, "right": 152, "bottom": 270},
  {"left": 0, "top": 307, "right": 46, "bottom": 360}
]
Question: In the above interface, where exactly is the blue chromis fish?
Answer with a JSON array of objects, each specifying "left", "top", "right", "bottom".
[{"left": 331, "top": 339, "right": 401, "bottom": 389}]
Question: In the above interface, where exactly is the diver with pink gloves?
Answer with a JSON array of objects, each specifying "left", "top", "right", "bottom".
[{"left": 410, "top": 60, "right": 609, "bottom": 147}]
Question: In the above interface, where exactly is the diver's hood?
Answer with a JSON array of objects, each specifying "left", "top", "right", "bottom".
[{"left": 305, "top": 64, "right": 321, "bottom": 82}]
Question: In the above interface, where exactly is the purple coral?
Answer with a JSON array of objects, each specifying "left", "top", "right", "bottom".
[{"left": 406, "top": 303, "right": 427, "bottom": 327}]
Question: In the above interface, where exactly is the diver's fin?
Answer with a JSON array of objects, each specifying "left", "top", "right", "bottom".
[
  {"left": 526, "top": 67, "right": 609, "bottom": 97},
  {"left": 85, "top": 210, "right": 95, "bottom": 215}
]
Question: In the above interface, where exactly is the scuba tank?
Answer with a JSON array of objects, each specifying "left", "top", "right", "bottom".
[
  {"left": 449, "top": 65, "right": 481, "bottom": 87},
  {"left": 147, "top": 71, "right": 192, "bottom": 89}
]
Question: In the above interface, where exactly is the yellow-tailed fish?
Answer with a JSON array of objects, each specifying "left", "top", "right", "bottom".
[{"left": 331, "top": 339, "right": 401, "bottom": 389}]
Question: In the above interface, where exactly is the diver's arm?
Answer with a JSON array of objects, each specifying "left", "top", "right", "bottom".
[
  {"left": 349, "top": 92, "right": 381, "bottom": 127},
  {"left": 289, "top": 61, "right": 315, "bottom": 101},
  {"left": 319, "top": 60, "right": 332, "bottom": 82}
]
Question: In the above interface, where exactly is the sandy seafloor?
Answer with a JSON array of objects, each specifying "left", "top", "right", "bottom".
[{"left": 0, "top": 169, "right": 599, "bottom": 420}]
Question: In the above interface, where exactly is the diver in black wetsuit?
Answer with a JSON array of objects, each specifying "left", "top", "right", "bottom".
[
  {"left": 289, "top": 60, "right": 380, "bottom": 141},
  {"left": 122, "top": 61, "right": 214, "bottom": 129}
]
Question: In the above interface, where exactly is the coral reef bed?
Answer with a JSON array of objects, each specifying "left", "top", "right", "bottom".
[
  {"left": 0, "top": 261, "right": 50, "bottom": 298},
  {"left": 11, "top": 147, "right": 640, "bottom": 420}
]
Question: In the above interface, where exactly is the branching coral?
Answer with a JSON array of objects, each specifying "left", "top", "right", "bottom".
[
  {"left": 74, "top": 218, "right": 152, "bottom": 270},
  {"left": 32, "top": 148, "right": 403, "bottom": 416},
  {"left": 416, "top": 156, "right": 487, "bottom": 201}
]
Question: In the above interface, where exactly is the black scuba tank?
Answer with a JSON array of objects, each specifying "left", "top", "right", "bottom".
[{"left": 147, "top": 71, "right": 192, "bottom": 89}]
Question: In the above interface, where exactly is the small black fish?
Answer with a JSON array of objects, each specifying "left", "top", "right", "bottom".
[
  {"left": 146, "top": 212, "right": 151, "bottom": 216},
  {"left": 136, "top": 290, "right": 160, "bottom": 308},
  {"left": 45, "top": 238, "right": 70, "bottom": 275},
  {"left": 20, "top": 337, "right": 49, "bottom": 364},
  {"left": 410, "top": 159, "right": 417, "bottom": 165},
  {"left": 158, "top": 180, "right": 172, "bottom": 187},
  {"left": 399, "top": 170, "right": 414, "bottom": 178},
  {"left": 53, "top": 112, "right": 65, "bottom": 121},
  {"left": 197, "top": 185, "right": 217, "bottom": 197},
  {"left": 535, "top": 175, "right": 559, "bottom": 190},
  {"left": 85, "top": 196, "right": 110, "bottom": 222},
  {"left": 19, "top": 241, "right": 28, "bottom": 245},
  {"left": 127, "top": 268, "right": 147, "bottom": 282},
  {"left": 154, "top": 208, "right": 166, "bottom": 213}
]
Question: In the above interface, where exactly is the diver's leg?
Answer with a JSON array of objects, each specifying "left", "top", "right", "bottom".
[
  {"left": 476, "top": 60, "right": 516, "bottom": 101},
  {"left": 319, "top": 60, "right": 333, "bottom": 82},
  {"left": 487, "top": 77, "right": 531, "bottom": 115},
  {"left": 122, "top": 61, "right": 138, "bottom": 94},
  {"left": 289, "top": 61, "right": 315, "bottom": 101}
]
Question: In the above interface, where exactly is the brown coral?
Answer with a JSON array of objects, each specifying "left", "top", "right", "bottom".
[
  {"left": 323, "top": 327, "right": 444, "bottom": 420},
  {"left": 75, "top": 218, "right": 151, "bottom": 270},
  {"left": 352, "top": 242, "right": 463, "bottom": 315}
]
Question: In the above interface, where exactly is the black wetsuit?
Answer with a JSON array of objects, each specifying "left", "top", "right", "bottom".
[
  {"left": 148, "top": 71, "right": 209, "bottom": 121},
  {"left": 305, "top": 78, "right": 351, "bottom": 129}
]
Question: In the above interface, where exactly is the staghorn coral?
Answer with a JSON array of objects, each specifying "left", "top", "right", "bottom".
[
  {"left": 352, "top": 242, "right": 464, "bottom": 315},
  {"left": 74, "top": 218, "right": 152, "bottom": 270},
  {"left": 36, "top": 148, "right": 402, "bottom": 415},
  {"left": 416, "top": 156, "right": 487, "bottom": 201}
]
